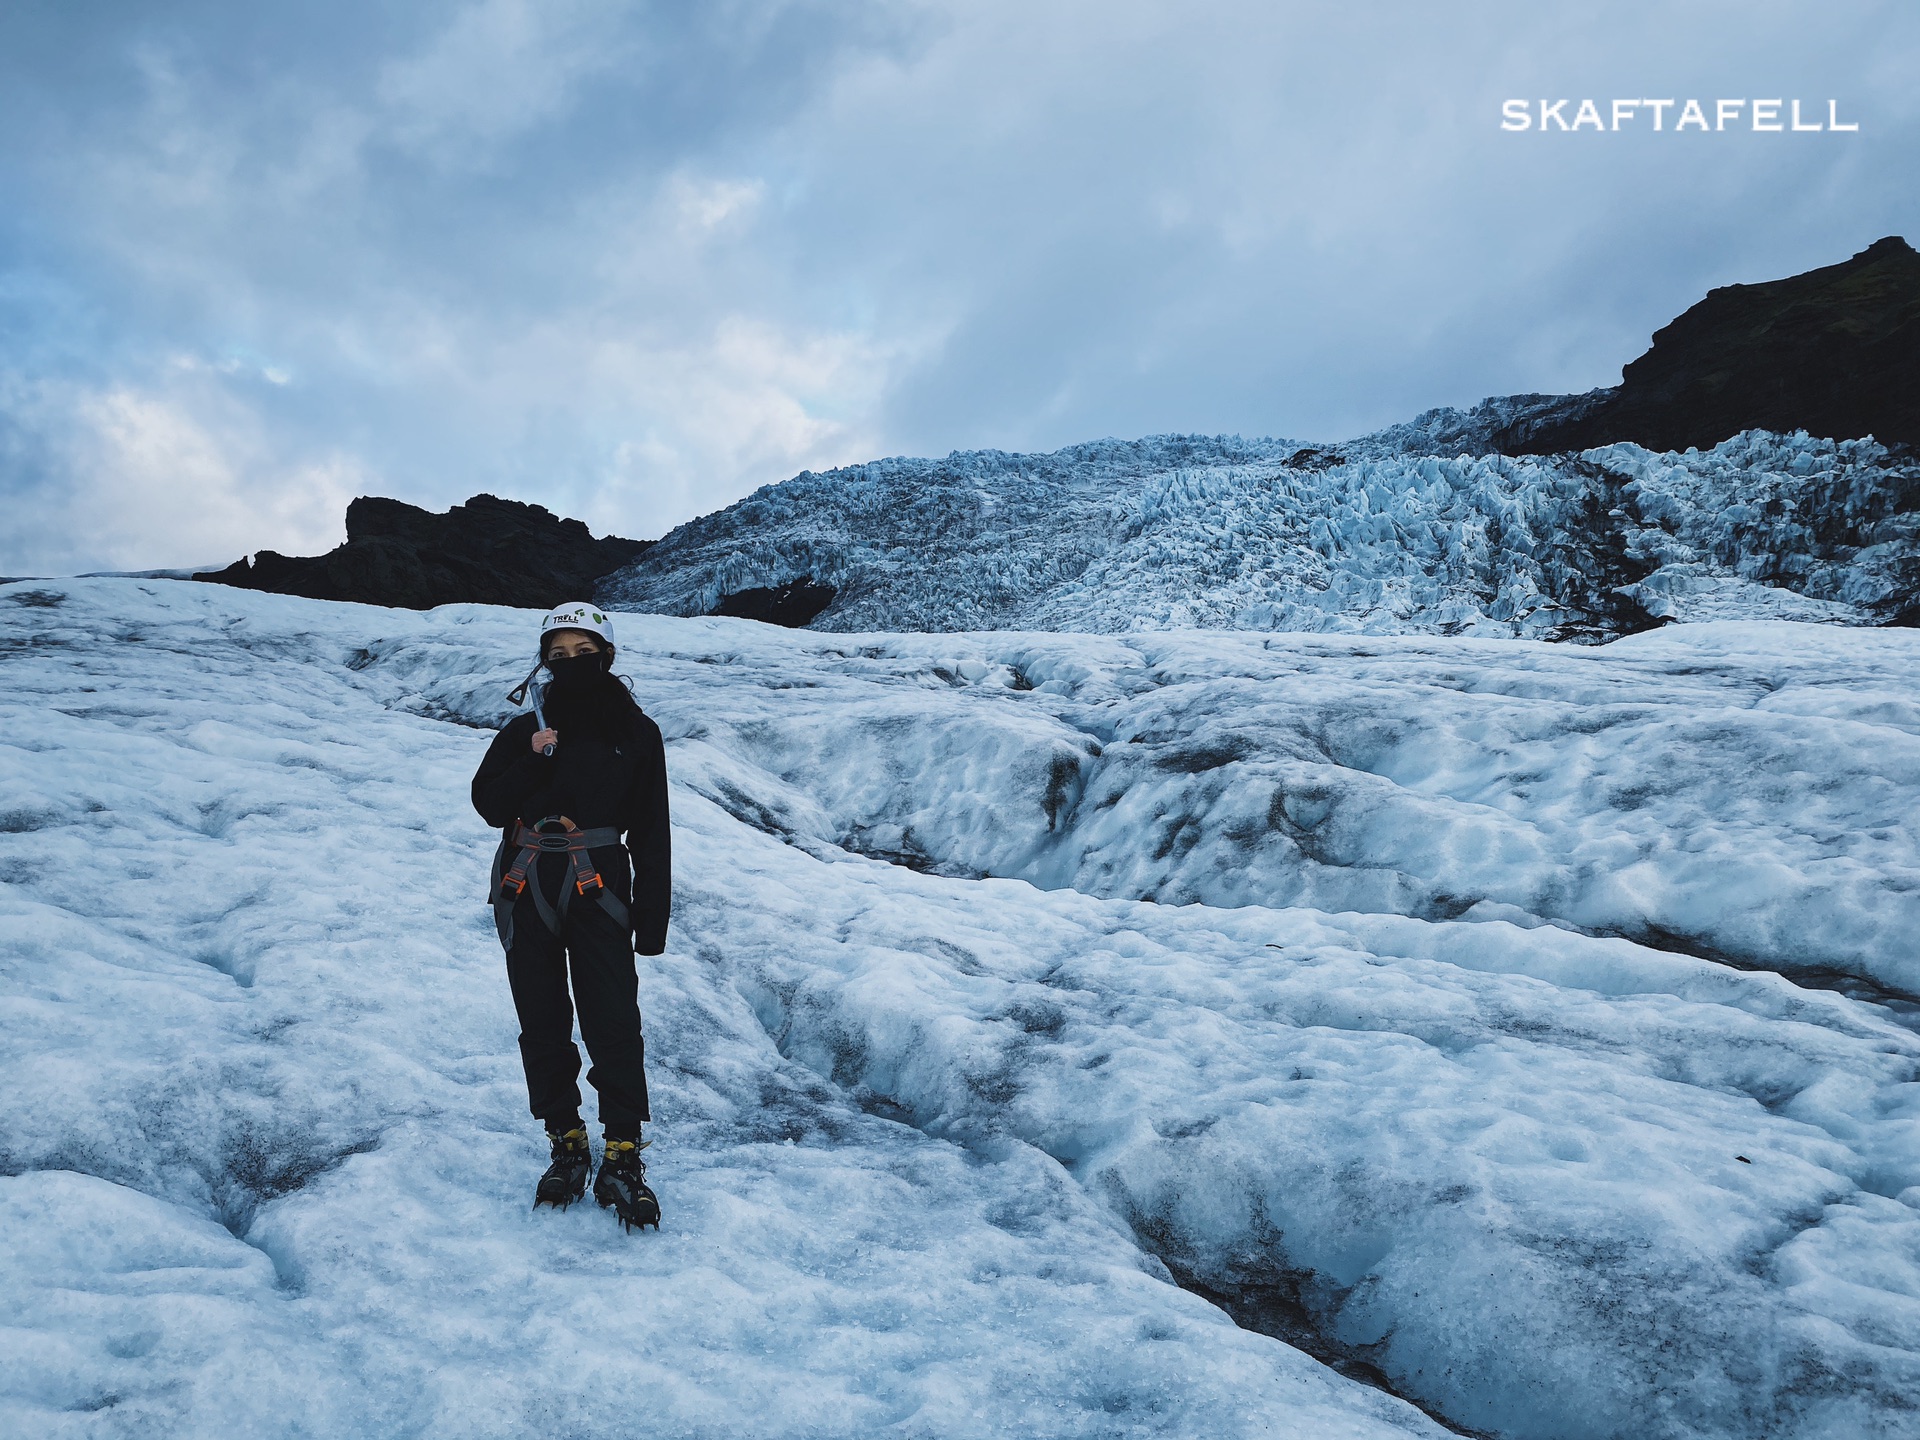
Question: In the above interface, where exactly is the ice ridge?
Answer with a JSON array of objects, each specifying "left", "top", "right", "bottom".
[{"left": 598, "top": 423, "right": 1920, "bottom": 641}]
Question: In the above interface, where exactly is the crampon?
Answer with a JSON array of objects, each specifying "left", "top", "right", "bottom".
[
  {"left": 534, "top": 1125, "right": 592, "bottom": 1209},
  {"left": 594, "top": 1137, "right": 660, "bottom": 1232}
]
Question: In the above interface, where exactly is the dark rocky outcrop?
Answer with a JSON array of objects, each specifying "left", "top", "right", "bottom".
[
  {"left": 711, "top": 580, "right": 839, "bottom": 628},
  {"left": 1500, "top": 236, "right": 1920, "bottom": 454},
  {"left": 195, "top": 494, "right": 649, "bottom": 611}
]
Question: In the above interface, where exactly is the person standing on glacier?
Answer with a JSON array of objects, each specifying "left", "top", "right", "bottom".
[{"left": 470, "top": 603, "right": 670, "bottom": 1231}]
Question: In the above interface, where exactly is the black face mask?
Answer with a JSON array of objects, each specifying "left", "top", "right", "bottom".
[
  {"left": 542, "top": 649, "right": 629, "bottom": 743},
  {"left": 545, "top": 652, "right": 608, "bottom": 692}
]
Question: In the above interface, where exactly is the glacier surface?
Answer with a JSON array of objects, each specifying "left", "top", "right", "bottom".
[
  {"left": 3, "top": 579, "right": 1919, "bottom": 1439},
  {"left": 598, "top": 423, "right": 1920, "bottom": 642}
]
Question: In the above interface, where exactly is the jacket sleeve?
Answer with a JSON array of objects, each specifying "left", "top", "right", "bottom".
[
  {"left": 471, "top": 714, "right": 550, "bottom": 829},
  {"left": 624, "top": 713, "right": 672, "bottom": 956}
]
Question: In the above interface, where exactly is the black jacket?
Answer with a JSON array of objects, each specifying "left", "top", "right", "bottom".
[{"left": 471, "top": 708, "right": 672, "bottom": 955}]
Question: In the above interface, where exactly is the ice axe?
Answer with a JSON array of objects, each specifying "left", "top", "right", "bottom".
[{"left": 506, "top": 662, "right": 557, "bottom": 755}]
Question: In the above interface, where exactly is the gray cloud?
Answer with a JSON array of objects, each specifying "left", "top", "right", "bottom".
[{"left": 1, "top": 0, "right": 1914, "bottom": 573}]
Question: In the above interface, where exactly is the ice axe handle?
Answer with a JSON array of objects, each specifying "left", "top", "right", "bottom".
[{"left": 534, "top": 689, "right": 556, "bottom": 757}]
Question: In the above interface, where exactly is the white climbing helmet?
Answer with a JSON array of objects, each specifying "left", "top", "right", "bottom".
[{"left": 538, "top": 601, "right": 614, "bottom": 650}]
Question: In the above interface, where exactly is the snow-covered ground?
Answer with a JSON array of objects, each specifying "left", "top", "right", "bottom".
[
  {"left": 599, "top": 425, "right": 1920, "bottom": 641},
  {"left": 4, "top": 579, "right": 1919, "bottom": 1439}
]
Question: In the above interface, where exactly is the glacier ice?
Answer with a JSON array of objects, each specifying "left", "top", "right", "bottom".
[
  {"left": 3, "top": 579, "right": 1918, "bottom": 1439},
  {"left": 598, "top": 424, "right": 1920, "bottom": 642}
]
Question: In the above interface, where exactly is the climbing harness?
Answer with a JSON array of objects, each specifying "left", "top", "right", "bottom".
[{"left": 492, "top": 816, "right": 630, "bottom": 947}]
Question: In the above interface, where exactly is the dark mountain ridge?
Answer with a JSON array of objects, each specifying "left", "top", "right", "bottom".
[
  {"left": 196, "top": 494, "right": 649, "bottom": 611},
  {"left": 1497, "top": 236, "right": 1920, "bottom": 454}
]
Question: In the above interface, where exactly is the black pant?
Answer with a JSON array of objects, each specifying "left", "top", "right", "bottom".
[{"left": 503, "top": 884, "right": 651, "bottom": 1138}]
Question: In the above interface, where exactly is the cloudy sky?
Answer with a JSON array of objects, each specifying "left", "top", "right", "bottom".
[{"left": 2, "top": 0, "right": 1915, "bottom": 574}]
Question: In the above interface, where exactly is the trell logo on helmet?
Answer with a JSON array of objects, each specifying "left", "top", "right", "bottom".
[{"left": 538, "top": 602, "right": 616, "bottom": 646}]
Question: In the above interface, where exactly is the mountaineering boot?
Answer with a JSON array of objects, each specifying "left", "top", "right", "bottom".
[
  {"left": 535, "top": 1125, "right": 593, "bottom": 1208},
  {"left": 594, "top": 1134, "right": 660, "bottom": 1232}
]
